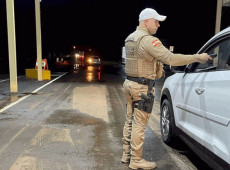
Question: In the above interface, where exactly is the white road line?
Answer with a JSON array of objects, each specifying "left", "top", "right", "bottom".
[
  {"left": 113, "top": 87, "right": 126, "bottom": 111},
  {"left": 0, "top": 72, "right": 67, "bottom": 113},
  {"left": 0, "top": 76, "right": 24, "bottom": 83},
  {"left": 0, "top": 124, "right": 29, "bottom": 155},
  {"left": 31, "top": 73, "right": 67, "bottom": 93}
]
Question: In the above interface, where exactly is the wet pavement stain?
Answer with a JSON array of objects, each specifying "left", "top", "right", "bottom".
[
  {"left": 45, "top": 109, "right": 106, "bottom": 126},
  {"left": 0, "top": 117, "right": 15, "bottom": 121},
  {"left": 44, "top": 109, "right": 125, "bottom": 169}
]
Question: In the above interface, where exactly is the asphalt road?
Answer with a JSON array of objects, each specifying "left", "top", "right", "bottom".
[{"left": 0, "top": 63, "right": 212, "bottom": 170}]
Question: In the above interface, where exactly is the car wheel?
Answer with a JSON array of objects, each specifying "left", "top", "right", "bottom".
[{"left": 160, "top": 99, "right": 175, "bottom": 144}]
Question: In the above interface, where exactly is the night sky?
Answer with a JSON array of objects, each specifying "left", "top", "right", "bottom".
[{"left": 0, "top": 0, "right": 229, "bottom": 73}]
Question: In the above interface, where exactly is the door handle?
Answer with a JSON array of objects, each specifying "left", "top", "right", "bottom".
[{"left": 195, "top": 87, "right": 205, "bottom": 95}]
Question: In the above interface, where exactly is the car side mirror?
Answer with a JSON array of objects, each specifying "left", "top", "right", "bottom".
[{"left": 169, "top": 65, "right": 186, "bottom": 73}]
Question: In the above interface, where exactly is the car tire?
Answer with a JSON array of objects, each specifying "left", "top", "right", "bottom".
[{"left": 160, "top": 98, "right": 175, "bottom": 144}]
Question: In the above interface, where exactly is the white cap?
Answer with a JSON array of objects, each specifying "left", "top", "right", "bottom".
[{"left": 139, "top": 8, "right": 166, "bottom": 22}]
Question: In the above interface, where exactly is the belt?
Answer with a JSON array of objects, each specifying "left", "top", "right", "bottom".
[{"left": 126, "top": 76, "right": 152, "bottom": 85}]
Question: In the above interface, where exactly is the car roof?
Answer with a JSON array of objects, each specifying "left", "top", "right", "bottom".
[
  {"left": 209, "top": 26, "right": 230, "bottom": 41},
  {"left": 198, "top": 26, "right": 230, "bottom": 53}
]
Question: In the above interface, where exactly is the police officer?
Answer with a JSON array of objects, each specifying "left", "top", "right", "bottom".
[{"left": 121, "top": 8, "right": 212, "bottom": 169}]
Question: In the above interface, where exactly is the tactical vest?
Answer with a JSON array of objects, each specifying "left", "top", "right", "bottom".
[{"left": 125, "top": 32, "right": 163, "bottom": 80}]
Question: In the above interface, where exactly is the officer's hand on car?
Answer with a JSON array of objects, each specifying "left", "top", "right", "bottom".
[{"left": 198, "top": 53, "right": 213, "bottom": 64}]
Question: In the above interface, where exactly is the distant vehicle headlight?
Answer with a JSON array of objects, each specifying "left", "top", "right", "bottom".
[{"left": 88, "top": 58, "right": 92, "bottom": 63}]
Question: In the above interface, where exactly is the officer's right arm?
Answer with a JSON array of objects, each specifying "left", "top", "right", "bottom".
[
  {"left": 162, "top": 52, "right": 211, "bottom": 66},
  {"left": 142, "top": 36, "right": 212, "bottom": 66}
]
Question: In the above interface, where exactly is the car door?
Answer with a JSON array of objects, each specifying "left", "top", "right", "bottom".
[
  {"left": 182, "top": 36, "right": 230, "bottom": 164},
  {"left": 198, "top": 37, "right": 230, "bottom": 164},
  {"left": 176, "top": 67, "right": 207, "bottom": 145}
]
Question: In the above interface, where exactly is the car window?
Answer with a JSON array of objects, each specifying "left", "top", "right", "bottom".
[
  {"left": 196, "top": 37, "right": 230, "bottom": 72},
  {"left": 226, "top": 57, "right": 230, "bottom": 69},
  {"left": 225, "top": 47, "right": 230, "bottom": 69}
]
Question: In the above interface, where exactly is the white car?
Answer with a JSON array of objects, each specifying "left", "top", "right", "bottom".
[
  {"left": 160, "top": 26, "right": 230, "bottom": 169},
  {"left": 85, "top": 56, "right": 101, "bottom": 66}
]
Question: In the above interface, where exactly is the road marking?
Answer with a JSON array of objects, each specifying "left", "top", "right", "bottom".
[
  {"left": 72, "top": 84, "right": 109, "bottom": 122},
  {"left": 0, "top": 72, "right": 67, "bottom": 113},
  {"left": 0, "top": 76, "right": 24, "bottom": 83},
  {"left": 113, "top": 86, "right": 125, "bottom": 111},
  {"left": 31, "top": 126, "right": 74, "bottom": 146},
  {"left": 10, "top": 156, "right": 36, "bottom": 170},
  {"left": 105, "top": 86, "right": 113, "bottom": 112},
  {"left": 0, "top": 124, "right": 29, "bottom": 155},
  {"left": 31, "top": 73, "right": 67, "bottom": 93}
]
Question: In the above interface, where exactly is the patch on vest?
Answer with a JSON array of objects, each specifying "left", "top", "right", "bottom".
[
  {"left": 126, "top": 46, "right": 135, "bottom": 56},
  {"left": 152, "top": 39, "right": 161, "bottom": 47}
]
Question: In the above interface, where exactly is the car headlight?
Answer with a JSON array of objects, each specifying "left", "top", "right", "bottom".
[
  {"left": 75, "top": 54, "right": 80, "bottom": 58},
  {"left": 88, "top": 58, "right": 92, "bottom": 63}
]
